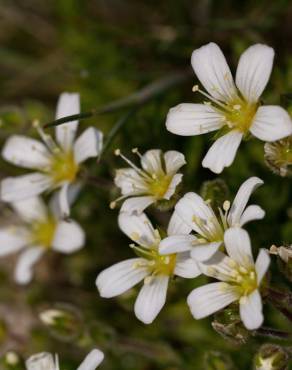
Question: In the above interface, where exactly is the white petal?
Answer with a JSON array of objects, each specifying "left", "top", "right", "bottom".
[
  {"left": 120, "top": 196, "right": 155, "bottom": 215},
  {"left": 115, "top": 169, "right": 147, "bottom": 196},
  {"left": 12, "top": 196, "right": 48, "bottom": 223},
  {"left": 141, "top": 150, "right": 163, "bottom": 174},
  {"left": 159, "top": 235, "right": 195, "bottom": 255},
  {"left": 1, "top": 173, "right": 52, "bottom": 203},
  {"left": 187, "top": 282, "right": 238, "bottom": 319},
  {"left": 224, "top": 228, "right": 254, "bottom": 267},
  {"left": 174, "top": 253, "right": 201, "bottom": 278},
  {"left": 240, "top": 290, "right": 263, "bottom": 330},
  {"left": 2, "top": 135, "right": 51, "bottom": 169},
  {"left": 26, "top": 352, "right": 56, "bottom": 370},
  {"left": 52, "top": 220, "right": 85, "bottom": 253},
  {"left": 50, "top": 183, "right": 81, "bottom": 218},
  {"left": 255, "top": 249, "right": 270, "bottom": 284},
  {"left": 0, "top": 228, "right": 28, "bottom": 256},
  {"left": 77, "top": 349, "right": 104, "bottom": 370},
  {"left": 235, "top": 44, "right": 274, "bottom": 103},
  {"left": 175, "top": 192, "right": 217, "bottom": 236},
  {"left": 163, "top": 173, "right": 183, "bottom": 200},
  {"left": 58, "top": 182, "right": 70, "bottom": 218},
  {"left": 190, "top": 241, "right": 222, "bottom": 262},
  {"left": 166, "top": 103, "right": 224, "bottom": 136},
  {"left": 250, "top": 106, "right": 292, "bottom": 142},
  {"left": 228, "top": 176, "right": 264, "bottom": 226},
  {"left": 199, "top": 251, "right": 236, "bottom": 281},
  {"left": 134, "top": 275, "right": 169, "bottom": 324},
  {"left": 191, "top": 42, "right": 237, "bottom": 102},
  {"left": 239, "top": 205, "right": 265, "bottom": 226},
  {"left": 167, "top": 211, "right": 192, "bottom": 236},
  {"left": 73, "top": 127, "right": 103, "bottom": 164},
  {"left": 14, "top": 247, "right": 44, "bottom": 285},
  {"left": 164, "top": 150, "right": 186, "bottom": 174},
  {"left": 96, "top": 258, "right": 148, "bottom": 298},
  {"left": 55, "top": 92, "right": 80, "bottom": 151},
  {"left": 118, "top": 212, "right": 157, "bottom": 247},
  {"left": 202, "top": 130, "right": 243, "bottom": 174}
]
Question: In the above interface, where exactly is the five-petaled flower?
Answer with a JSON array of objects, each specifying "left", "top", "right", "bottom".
[
  {"left": 166, "top": 43, "right": 292, "bottom": 173},
  {"left": 25, "top": 349, "right": 104, "bottom": 370},
  {"left": 0, "top": 196, "right": 85, "bottom": 284},
  {"left": 160, "top": 177, "right": 265, "bottom": 262},
  {"left": 187, "top": 227, "right": 270, "bottom": 330},
  {"left": 96, "top": 211, "right": 200, "bottom": 324},
  {"left": 1, "top": 92, "right": 103, "bottom": 216},
  {"left": 111, "top": 148, "right": 185, "bottom": 214}
]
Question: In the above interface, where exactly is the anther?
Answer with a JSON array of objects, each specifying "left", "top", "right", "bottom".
[
  {"left": 131, "top": 232, "right": 140, "bottom": 241},
  {"left": 109, "top": 201, "right": 116, "bottom": 209},
  {"left": 192, "top": 84, "right": 199, "bottom": 92},
  {"left": 233, "top": 104, "right": 241, "bottom": 110},
  {"left": 223, "top": 200, "right": 231, "bottom": 212},
  {"left": 114, "top": 149, "right": 121, "bottom": 156}
]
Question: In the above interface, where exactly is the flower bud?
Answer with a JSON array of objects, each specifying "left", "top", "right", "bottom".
[
  {"left": 39, "top": 304, "right": 83, "bottom": 342},
  {"left": 264, "top": 136, "right": 292, "bottom": 177},
  {"left": 200, "top": 178, "right": 229, "bottom": 211},
  {"left": 254, "top": 344, "right": 289, "bottom": 370},
  {"left": 270, "top": 245, "right": 292, "bottom": 282}
]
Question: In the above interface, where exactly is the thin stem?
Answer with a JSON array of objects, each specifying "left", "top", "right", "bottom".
[
  {"left": 255, "top": 327, "right": 292, "bottom": 340},
  {"left": 44, "top": 69, "right": 191, "bottom": 128}
]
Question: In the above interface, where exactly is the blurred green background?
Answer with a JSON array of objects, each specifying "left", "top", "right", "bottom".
[{"left": 0, "top": 0, "right": 291, "bottom": 369}]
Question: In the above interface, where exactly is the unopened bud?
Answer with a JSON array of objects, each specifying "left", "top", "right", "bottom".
[
  {"left": 254, "top": 344, "right": 289, "bottom": 370},
  {"left": 264, "top": 137, "right": 292, "bottom": 177},
  {"left": 200, "top": 179, "right": 230, "bottom": 211}
]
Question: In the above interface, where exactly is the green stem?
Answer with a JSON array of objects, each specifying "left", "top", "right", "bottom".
[
  {"left": 44, "top": 69, "right": 191, "bottom": 129},
  {"left": 255, "top": 327, "right": 292, "bottom": 340}
]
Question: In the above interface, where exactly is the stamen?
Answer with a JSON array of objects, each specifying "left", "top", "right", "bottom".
[
  {"left": 114, "top": 148, "right": 151, "bottom": 180},
  {"left": 223, "top": 200, "right": 231, "bottom": 212},
  {"left": 193, "top": 87, "right": 233, "bottom": 112},
  {"left": 33, "top": 119, "right": 58, "bottom": 153}
]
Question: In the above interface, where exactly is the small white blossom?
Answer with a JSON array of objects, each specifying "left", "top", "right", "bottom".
[
  {"left": 1, "top": 93, "right": 103, "bottom": 216},
  {"left": 111, "top": 148, "right": 185, "bottom": 214},
  {"left": 0, "top": 196, "right": 85, "bottom": 285},
  {"left": 160, "top": 176, "right": 265, "bottom": 262},
  {"left": 96, "top": 211, "right": 200, "bottom": 324},
  {"left": 25, "top": 349, "right": 104, "bottom": 370},
  {"left": 187, "top": 228, "right": 270, "bottom": 330},
  {"left": 166, "top": 43, "right": 292, "bottom": 173}
]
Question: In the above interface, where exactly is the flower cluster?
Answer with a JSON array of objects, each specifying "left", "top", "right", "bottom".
[{"left": 1, "top": 42, "right": 292, "bottom": 366}]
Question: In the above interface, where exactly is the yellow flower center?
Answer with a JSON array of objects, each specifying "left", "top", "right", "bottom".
[
  {"left": 232, "top": 265, "right": 258, "bottom": 296},
  {"left": 149, "top": 249, "right": 177, "bottom": 276},
  {"left": 147, "top": 174, "right": 172, "bottom": 198},
  {"left": 224, "top": 99, "right": 258, "bottom": 134},
  {"left": 49, "top": 150, "right": 79, "bottom": 185},
  {"left": 30, "top": 218, "right": 56, "bottom": 248}
]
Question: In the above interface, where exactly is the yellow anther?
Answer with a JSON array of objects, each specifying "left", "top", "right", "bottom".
[
  {"left": 109, "top": 201, "right": 116, "bottom": 209},
  {"left": 132, "top": 147, "right": 138, "bottom": 153},
  {"left": 233, "top": 104, "right": 241, "bottom": 110},
  {"left": 223, "top": 200, "right": 231, "bottom": 212},
  {"left": 192, "top": 84, "right": 199, "bottom": 92},
  {"left": 227, "top": 259, "right": 237, "bottom": 268},
  {"left": 131, "top": 232, "right": 140, "bottom": 241},
  {"left": 144, "top": 276, "right": 153, "bottom": 284},
  {"left": 32, "top": 119, "right": 40, "bottom": 128},
  {"left": 239, "top": 266, "right": 248, "bottom": 274},
  {"left": 114, "top": 149, "right": 121, "bottom": 156}
]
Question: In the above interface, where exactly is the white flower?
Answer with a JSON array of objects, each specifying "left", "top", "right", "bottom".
[
  {"left": 187, "top": 228, "right": 270, "bottom": 330},
  {"left": 160, "top": 176, "right": 265, "bottom": 262},
  {"left": 96, "top": 211, "right": 200, "bottom": 324},
  {"left": 25, "top": 349, "right": 104, "bottom": 370},
  {"left": 111, "top": 148, "right": 185, "bottom": 214},
  {"left": 0, "top": 196, "right": 85, "bottom": 285},
  {"left": 1, "top": 93, "right": 103, "bottom": 216},
  {"left": 166, "top": 43, "right": 292, "bottom": 173}
]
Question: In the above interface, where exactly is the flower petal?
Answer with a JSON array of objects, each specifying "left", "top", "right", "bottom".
[
  {"left": 175, "top": 192, "right": 217, "bottom": 237},
  {"left": 73, "top": 127, "right": 103, "bottom": 164},
  {"left": 159, "top": 235, "right": 195, "bottom": 255},
  {"left": 50, "top": 183, "right": 81, "bottom": 218},
  {"left": 96, "top": 258, "right": 148, "bottom": 298},
  {"left": 2, "top": 135, "right": 51, "bottom": 169},
  {"left": 174, "top": 253, "right": 201, "bottom": 278},
  {"left": 52, "top": 220, "right": 85, "bottom": 254},
  {"left": 235, "top": 44, "right": 274, "bottom": 103},
  {"left": 202, "top": 130, "right": 243, "bottom": 174},
  {"left": 228, "top": 176, "right": 264, "bottom": 226},
  {"left": 163, "top": 173, "right": 183, "bottom": 200},
  {"left": 190, "top": 241, "right": 222, "bottom": 262},
  {"left": 118, "top": 212, "right": 157, "bottom": 247},
  {"left": 199, "top": 251, "right": 236, "bottom": 281},
  {"left": 26, "top": 352, "right": 56, "bottom": 370},
  {"left": 114, "top": 169, "right": 147, "bottom": 196},
  {"left": 239, "top": 205, "right": 265, "bottom": 226},
  {"left": 167, "top": 211, "right": 192, "bottom": 236},
  {"left": 255, "top": 249, "right": 270, "bottom": 284},
  {"left": 250, "top": 106, "right": 292, "bottom": 142},
  {"left": 1, "top": 173, "right": 52, "bottom": 203},
  {"left": 14, "top": 247, "right": 44, "bottom": 285},
  {"left": 187, "top": 282, "right": 238, "bottom": 319},
  {"left": 134, "top": 275, "right": 169, "bottom": 324},
  {"left": 240, "top": 290, "right": 263, "bottom": 330},
  {"left": 77, "top": 349, "right": 104, "bottom": 370},
  {"left": 0, "top": 228, "right": 28, "bottom": 256},
  {"left": 191, "top": 42, "right": 237, "bottom": 102},
  {"left": 224, "top": 228, "right": 254, "bottom": 267},
  {"left": 166, "top": 103, "right": 224, "bottom": 136},
  {"left": 120, "top": 196, "right": 155, "bottom": 215},
  {"left": 12, "top": 196, "right": 48, "bottom": 223},
  {"left": 141, "top": 150, "right": 163, "bottom": 174},
  {"left": 164, "top": 150, "right": 186, "bottom": 174},
  {"left": 55, "top": 92, "right": 80, "bottom": 152},
  {"left": 58, "top": 182, "right": 70, "bottom": 218}
]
